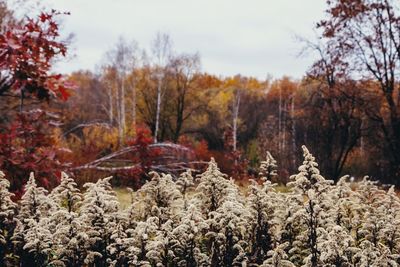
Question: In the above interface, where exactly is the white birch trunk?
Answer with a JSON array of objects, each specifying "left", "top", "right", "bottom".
[
  {"left": 108, "top": 85, "right": 114, "bottom": 125},
  {"left": 116, "top": 80, "right": 123, "bottom": 146},
  {"left": 154, "top": 75, "right": 162, "bottom": 143},
  {"left": 131, "top": 80, "right": 136, "bottom": 135},
  {"left": 291, "top": 94, "right": 296, "bottom": 166},
  {"left": 282, "top": 100, "right": 286, "bottom": 152},
  {"left": 233, "top": 89, "right": 241, "bottom": 151},
  {"left": 278, "top": 85, "right": 282, "bottom": 154},
  {"left": 121, "top": 77, "right": 126, "bottom": 139}
]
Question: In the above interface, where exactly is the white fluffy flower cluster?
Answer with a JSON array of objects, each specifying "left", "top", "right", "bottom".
[{"left": 0, "top": 146, "right": 399, "bottom": 266}]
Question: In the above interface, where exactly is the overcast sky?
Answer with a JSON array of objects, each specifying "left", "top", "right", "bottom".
[{"left": 41, "top": 0, "right": 326, "bottom": 80}]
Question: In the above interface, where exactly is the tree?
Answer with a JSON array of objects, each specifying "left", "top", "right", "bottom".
[
  {"left": 151, "top": 32, "right": 172, "bottom": 143},
  {"left": 104, "top": 37, "right": 139, "bottom": 145},
  {"left": 62, "top": 70, "right": 110, "bottom": 135},
  {"left": 226, "top": 76, "right": 246, "bottom": 152},
  {"left": 0, "top": 110, "right": 67, "bottom": 194},
  {"left": 125, "top": 125, "right": 160, "bottom": 185},
  {"left": 167, "top": 53, "right": 201, "bottom": 143},
  {"left": 0, "top": 1, "right": 16, "bottom": 33},
  {"left": 0, "top": 9, "right": 71, "bottom": 195},
  {"left": 306, "top": 40, "right": 365, "bottom": 181},
  {"left": 317, "top": 0, "right": 400, "bottom": 182},
  {"left": 257, "top": 76, "right": 297, "bottom": 177},
  {"left": 0, "top": 10, "right": 70, "bottom": 109}
]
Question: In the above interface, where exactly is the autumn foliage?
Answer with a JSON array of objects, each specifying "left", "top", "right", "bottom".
[
  {"left": 0, "top": 111, "right": 66, "bottom": 197},
  {"left": 0, "top": 10, "right": 70, "bottom": 101},
  {"left": 124, "top": 125, "right": 161, "bottom": 186},
  {"left": 3, "top": 0, "right": 400, "bottom": 196},
  {"left": 2, "top": 1, "right": 400, "bottom": 264},
  {"left": 0, "top": 9, "right": 71, "bottom": 195}
]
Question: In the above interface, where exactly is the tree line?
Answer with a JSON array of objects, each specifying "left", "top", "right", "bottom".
[{"left": 1, "top": 0, "right": 400, "bottom": 191}]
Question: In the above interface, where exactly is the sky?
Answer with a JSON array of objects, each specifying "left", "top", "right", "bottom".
[{"left": 40, "top": 0, "right": 326, "bottom": 80}]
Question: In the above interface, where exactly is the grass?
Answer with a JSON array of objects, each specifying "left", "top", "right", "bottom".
[{"left": 114, "top": 187, "right": 133, "bottom": 210}]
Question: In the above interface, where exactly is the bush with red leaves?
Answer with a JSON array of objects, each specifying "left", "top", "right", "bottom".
[
  {"left": 123, "top": 126, "right": 160, "bottom": 187},
  {"left": 0, "top": 111, "right": 68, "bottom": 197},
  {"left": 194, "top": 139, "right": 212, "bottom": 161}
]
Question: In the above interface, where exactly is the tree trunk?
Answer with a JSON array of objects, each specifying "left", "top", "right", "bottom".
[
  {"left": 116, "top": 80, "right": 123, "bottom": 147},
  {"left": 232, "top": 89, "right": 241, "bottom": 151},
  {"left": 131, "top": 79, "right": 136, "bottom": 135},
  {"left": 278, "top": 85, "right": 282, "bottom": 155},
  {"left": 154, "top": 76, "right": 162, "bottom": 143},
  {"left": 108, "top": 85, "right": 114, "bottom": 125},
  {"left": 291, "top": 95, "right": 296, "bottom": 167},
  {"left": 120, "top": 78, "right": 126, "bottom": 142},
  {"left": 173, "top": 92, "right": 185, "bottom": 143},
  {"left": 282, "top": 100, "right": 286, "bottom": 152}
]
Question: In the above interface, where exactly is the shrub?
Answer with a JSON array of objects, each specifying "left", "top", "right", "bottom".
[{"left": 0, "top": 146, "right": 400, "bottom": 266}]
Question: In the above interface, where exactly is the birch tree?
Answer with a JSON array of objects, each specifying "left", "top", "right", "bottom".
[
  {"left": 151, "top": 32, "right": 172, "bottom": 143},
  {"left": 105, "top": 37, "right": 139, "bottom": 145}
]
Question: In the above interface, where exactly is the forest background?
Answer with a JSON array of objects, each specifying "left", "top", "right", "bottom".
[{"left": 1, "top": 0, "right": 400, "bottom": 196}]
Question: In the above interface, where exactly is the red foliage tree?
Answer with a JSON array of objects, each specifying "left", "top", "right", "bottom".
[
  {"left": 125, "top": 125, "right": 160, "bottom": 186},
  {"left": 0, "top": 110, "right": 68, "bottom": 197},
  {"left": 0, "top": 10, "right": 71, "bottom": 196},
  {"left": 0, "top": 10, "right": 71, "bottom": 104},
  {"left": 194, "top": 139, "right": 212, "bottom": 161}
]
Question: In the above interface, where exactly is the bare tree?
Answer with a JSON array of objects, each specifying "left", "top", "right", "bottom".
[
  {"left": 306, "top": 40, "right": 365, "bottom": 180},
  {"left": 168, "top": 53, "right": 201, "bottom": 143},
  {"left": 151, "top": 32, "right": 172, "bottom": 143},
  {"left": 104, "top": 37, "right": 139, "bottom": 146},
  {"left": 100, "top": 66, "right": 117, "bottom": 126}
]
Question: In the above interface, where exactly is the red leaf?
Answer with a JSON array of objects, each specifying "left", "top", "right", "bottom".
[{"left": 58, "top": 85, "right": 70, "bottom": 101}]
